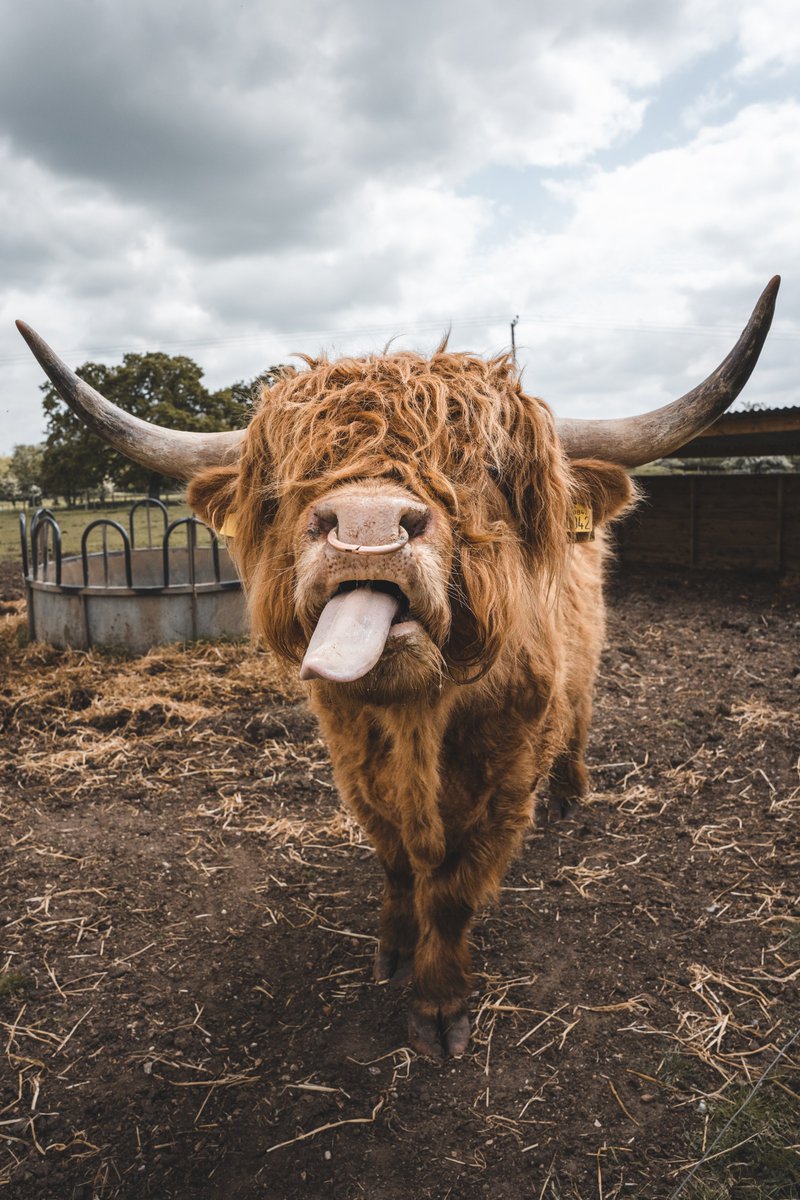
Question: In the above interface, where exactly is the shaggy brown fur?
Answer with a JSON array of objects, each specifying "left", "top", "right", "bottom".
[{"left": 189, "top": 347, "right": 634, "bottom": 1058}]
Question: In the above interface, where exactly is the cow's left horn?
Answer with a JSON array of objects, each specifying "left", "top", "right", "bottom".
[
  {"left": 16, "top": 321, "right": 245, "bottom": 480},
  {"left": 555, "top": 276, "right": 780, "bottom": 467}
]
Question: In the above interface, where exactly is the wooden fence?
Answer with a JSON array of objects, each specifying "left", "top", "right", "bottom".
[{"left": 616, "top": 474, "right": 800, "bottom": 575}]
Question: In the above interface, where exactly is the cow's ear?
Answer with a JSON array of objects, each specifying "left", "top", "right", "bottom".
[
  {"left": 569, "top": 459, "right": 636, "bottom": 526},
  {"left": 187, "top": 464, "right": 239, "bottom": 536}
]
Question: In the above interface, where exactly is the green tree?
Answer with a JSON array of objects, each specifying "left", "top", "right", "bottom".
[
  {"left": 40, "top": 352, "right": 259, "bottom": 503},
  {"left": 40, "top": 363, "right": 114, "bottom": 506},
  {"left": 0, "top": 455, "right": 15, "bottom": 501},
  {"left": 0, "top": 444, "right": 45, "bottom": 504},
  {"left": 209, "top": 365, "right": 288, "bottom": 427},
  {"left": 10, "top": 444, "right": 44, "bottom": 493}
]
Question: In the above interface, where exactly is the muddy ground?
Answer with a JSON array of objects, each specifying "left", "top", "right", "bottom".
[{"left": 1, "top": 560, "right": 798, "bottom": 1199}]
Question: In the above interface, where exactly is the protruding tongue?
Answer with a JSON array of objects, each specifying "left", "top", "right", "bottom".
[{"left": 300, "top": 587, "right": 401, "bottom": 682}]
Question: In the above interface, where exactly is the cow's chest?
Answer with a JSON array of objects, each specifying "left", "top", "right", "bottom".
[{"left": 326, "top": 697, "right": 544, "bottom": 836}]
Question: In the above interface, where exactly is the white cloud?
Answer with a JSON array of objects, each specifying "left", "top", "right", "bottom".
[
  {"left": 735, "top": 0, "right": 800, "bottom": 76},
  {"left": 0, "top": 1, "right": 797, "bottom": 452},
  {"left": 491, "top": 100, "right": 799, "bottom": 415}
]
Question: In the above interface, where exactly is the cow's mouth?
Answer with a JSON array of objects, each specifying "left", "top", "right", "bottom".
[
  {"left": 300, "top": 581, "right": 421, "bottom": 683},
  {"left": 331, "top": 579, "right": 415, "bottom": 626}
]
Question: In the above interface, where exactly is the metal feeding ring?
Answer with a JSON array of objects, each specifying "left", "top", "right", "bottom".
[{"left": 327, "top": 527, "right": 410, "bottom": 555}]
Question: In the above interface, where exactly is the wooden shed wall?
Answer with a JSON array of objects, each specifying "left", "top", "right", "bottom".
[{"left": 616, "top": 475, "right": 800, "bottom": 574}]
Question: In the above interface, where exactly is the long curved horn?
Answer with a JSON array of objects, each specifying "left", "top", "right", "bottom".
[
  {"left": 16, "top": 321, "right": 245, "bottom": 481},
  {"left": 555, "top": 276, "right": 780, "bottom": 466}
]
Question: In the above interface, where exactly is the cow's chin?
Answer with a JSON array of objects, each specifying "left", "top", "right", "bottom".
[{"left": 312, "top": 624, "right": 445, "bottom": 706}]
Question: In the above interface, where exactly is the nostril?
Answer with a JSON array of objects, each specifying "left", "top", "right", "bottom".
[
  {"left": 400, "top": 506, "right": 430, "bottom": 539},
  {"left": 309, "top": 506, "right": 337, "bottom": 537}
]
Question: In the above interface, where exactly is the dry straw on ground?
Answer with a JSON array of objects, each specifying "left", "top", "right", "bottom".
[{"left": 1, "top": 573, "right": 799, "bottom": 1198}]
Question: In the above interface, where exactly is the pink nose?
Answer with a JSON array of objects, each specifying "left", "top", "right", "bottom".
[{"left": 313, "top": 494, "right": 429, "bottom": 551}]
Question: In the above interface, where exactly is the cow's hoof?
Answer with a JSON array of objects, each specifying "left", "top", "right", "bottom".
[
  {"left": 441, "top": 1009, "right": 471, "bottom": 1058},
  {"left": 408, "top": 1005, "right": 470, "bottom": 1060},
  {"left": 538, "top": 794, "right": 579, "bottom": 825},
  {"left": 408, "top": 1007, "right": 443, "bottom": 1060},
  {"left": 374, "top": 947, "right": 414, "bottom": 987}
]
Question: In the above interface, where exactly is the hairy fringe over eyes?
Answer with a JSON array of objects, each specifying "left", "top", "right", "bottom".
[{"left": 194, "top": 349, "right": 583, "bottom": 675}]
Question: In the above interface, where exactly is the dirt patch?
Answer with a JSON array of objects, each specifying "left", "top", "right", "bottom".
[{"left": 1, "top": 561, "right": 798, "bottom": 1199}]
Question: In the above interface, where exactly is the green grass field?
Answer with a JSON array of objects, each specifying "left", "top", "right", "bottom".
[{"left": 1, "top": 501, "right": 192, "bottom": 562}]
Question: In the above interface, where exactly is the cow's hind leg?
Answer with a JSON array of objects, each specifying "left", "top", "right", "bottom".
[
  {"left": 542, "top": 697, "right": 590, "bottom": 823},
  {"left": 544, "top": 749, "right": 587, "bottom": 822},
  {"left": 409, "top": 790, "right": 533, "bottom": 1059},
  {"left": 374, "top": 847, "right": 416, "bottom": 987}
]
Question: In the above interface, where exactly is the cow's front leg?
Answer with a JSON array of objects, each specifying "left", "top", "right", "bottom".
[
  {"left": 409, "top": 867, "right": 474, "bottom": 1058},
  {"left": 407, "top": 785, "right": 535, "bottom": 1059},
  {"left": 346, "top": 800, "right": 418, "bottom": 985},
  {"left": 368, "top": 708, "right": 448, "bottom": 985}
]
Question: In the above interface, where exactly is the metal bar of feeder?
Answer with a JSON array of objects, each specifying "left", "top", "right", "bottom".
[{"left": 24, "top": 502, "right": 244, "bottom": 652}]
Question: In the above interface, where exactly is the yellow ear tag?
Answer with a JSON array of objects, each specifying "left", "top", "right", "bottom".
[
  {"left": 568, "top": 503, "right": 594, "bottom": 542},
  {"left": 217, "top": 513, "right": 238, "bottom": 538}
]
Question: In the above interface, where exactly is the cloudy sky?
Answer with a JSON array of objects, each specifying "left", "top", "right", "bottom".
[{"left": 0, "top": 0, "right": 797, "bottom": 453}]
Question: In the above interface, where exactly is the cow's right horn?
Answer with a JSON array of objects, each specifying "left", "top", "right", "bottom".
[
  {"left": 16, "top": 321, "right": 245, "bottom": 481},
  {"left": 555, "top": 276, "right": 780, "bottom": 467}
]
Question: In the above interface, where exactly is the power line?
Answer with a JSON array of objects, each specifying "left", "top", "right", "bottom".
[
  {"left": 1, "top": 314, "right": 796, "bottom": 372},
  {"left": 0, "top": 313, "right": 510, "bottom": 370}
]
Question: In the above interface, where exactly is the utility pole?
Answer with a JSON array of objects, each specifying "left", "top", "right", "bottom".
[{"left": 510, "top": 315, "right": 519, "bottom": 363}]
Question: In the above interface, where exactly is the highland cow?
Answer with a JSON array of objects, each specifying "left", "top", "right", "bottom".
[{"left": 16, "top": 276, "right": 779, "bottom": 1057}]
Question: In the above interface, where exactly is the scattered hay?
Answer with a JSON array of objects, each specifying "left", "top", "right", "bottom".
[
  {"left": 1, "top": 578, "right": 798, "bottom": 1197},
  {"left": 731, "top": 697, "right": 800, "bottom": 736}
]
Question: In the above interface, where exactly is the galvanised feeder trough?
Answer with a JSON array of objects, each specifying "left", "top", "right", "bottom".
[{"left": 20, "top": 500, "right": 246, "bottom": 653}]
